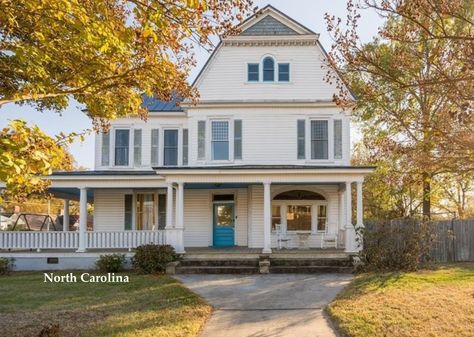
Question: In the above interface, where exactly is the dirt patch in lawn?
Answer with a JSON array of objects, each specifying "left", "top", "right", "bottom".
[{"left": 327, "top": 263, "right": 474, "bottom": 337}]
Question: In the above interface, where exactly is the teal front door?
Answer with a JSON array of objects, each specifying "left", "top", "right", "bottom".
[{"left": 213, "top": 203, "right": 235, "bottom": 247}]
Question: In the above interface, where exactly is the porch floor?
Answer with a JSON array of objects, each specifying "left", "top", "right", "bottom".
[{"left": 185, "top": 247, "right": 349, "bottom": 259}]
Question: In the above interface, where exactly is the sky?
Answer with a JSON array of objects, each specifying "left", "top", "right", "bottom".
[{"left": 0, "top": 0, "right": 385, "bottom": 169}]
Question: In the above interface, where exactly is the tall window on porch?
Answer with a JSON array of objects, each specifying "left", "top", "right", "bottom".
[
  {"left": 136, "top": 194, "right": 156, "bottom": 230},
  {"left": 211, "top": 121, "right": 229, "bottom": 160},
  {"left": 287, "top": 205, "right": 312, "bottom": 231},
  {"left": 164, "top": 129, "right": 178, "bottom": 166},
  {"left": 311, "top": 120, "right": 328, "bottom": 160},
  {"left": 115, "top": 129, "right": 130, "bottom": 166},
  {"left": 272, "top": 206, "right": 281, "bottom": 231},
  {"left": 317, "top": 205, "right": 327, "bottom": 232}
]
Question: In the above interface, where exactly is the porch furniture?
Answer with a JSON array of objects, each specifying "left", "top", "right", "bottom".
[
  {"left": 275, "top": 224, "right": 290, "bottom": 250},
  {"left": 296, "top": 232, "right": 310, "bottom": 249}
]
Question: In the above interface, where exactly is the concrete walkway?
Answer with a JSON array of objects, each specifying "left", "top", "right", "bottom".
[{"left": 175, "top": 274, "right": 352, "bottom": 337}]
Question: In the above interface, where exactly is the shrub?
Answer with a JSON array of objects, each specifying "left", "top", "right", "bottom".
[
  {"left": 132, "top": 244, "right": 178, "bottom": 274},
  {"left": 0, "top": 257, "right": 14, "bottom": 275},
  {"left": 357, "top": 219, "right": 434, "bottom": 272},
  {"left": 96, "top": 254, "right": 125, "bottom": 273}
]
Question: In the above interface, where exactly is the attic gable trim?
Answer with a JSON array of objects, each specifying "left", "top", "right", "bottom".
[{"left": 238, "top": 5, "right": 317, "bottom": 36}]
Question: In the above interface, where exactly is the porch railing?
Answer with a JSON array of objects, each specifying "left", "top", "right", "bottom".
[
  {"left": 0, "top": 231, "right": 79, "bottom": 250},
  {"left": 0, "top": 230, "right": 167, "bottom": 251}
]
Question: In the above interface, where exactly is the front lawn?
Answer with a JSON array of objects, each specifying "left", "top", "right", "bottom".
[
  {"left": 328, "top": 263, "right": 474, "bottom": 337},
  {"left": 0, "top": 272, "right": 212, "bottom": 337}
]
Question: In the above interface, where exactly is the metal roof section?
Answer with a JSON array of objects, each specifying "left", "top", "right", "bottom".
[{"left": 141, "top": 94, "right": 183, "bottom": 112}]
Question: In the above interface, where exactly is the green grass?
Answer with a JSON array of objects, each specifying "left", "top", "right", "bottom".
[
  {"left": 0, "top": 272, "right": 212, "bottom": 337},
  {"left": 328, "top": 263, "right": 474, "bottom": 337}
]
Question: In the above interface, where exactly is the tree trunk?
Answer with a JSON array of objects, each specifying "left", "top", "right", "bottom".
[{"left": 422, "top": 172, "right": 431, "bottom": 220}]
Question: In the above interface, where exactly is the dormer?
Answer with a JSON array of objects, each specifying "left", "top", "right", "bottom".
[{"left": 191, "top": 5, "right": 338, "bottom": 103}]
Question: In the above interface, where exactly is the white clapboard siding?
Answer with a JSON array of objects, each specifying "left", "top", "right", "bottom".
[
  {"left": 93, "top": 189, "right": 128, "bottom": 231},
  {"left": 183, "top": 189, "right": 212, "bottom": 247},
  {"left": 95, "top": 116, "right": 187, "bottom": 170},
  {"left": 196, "top": 44, "right": 338, "bottom": 101},
  {"left": 183, "top": 188, "right": 249, "bottom": 247},
  {"left": 187, "top": 107, "right": 350, "bottom": 166}
]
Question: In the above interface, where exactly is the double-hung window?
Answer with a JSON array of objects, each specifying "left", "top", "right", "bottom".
[
  {"left": 115, "top": 129, "right": 130, "bottom": 166},
  {"left": 247, "top": 63, "right": 259, "bottom": 81},
  {"left": 163, "top": 129, "right": 178, "bottom": 166},
  {"left": 211, "top": 121, "right": 229, "bottom": 160},
  {"left": 278, "top": 63, "right": 290, "bottom": 82},
  {"left": 263, "top": 57, "right": 275, "bottom": 82},
  {"left": 311, "top": 120, "right": 328, "bottom": 160}
]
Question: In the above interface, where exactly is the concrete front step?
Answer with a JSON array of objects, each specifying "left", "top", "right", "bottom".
[
  {"left": 269, "top": 265, "right": 353, "bottom": 273},
  {"left": 180, "top": 258, "right": 259, "bottom": 267},
  {"left": 176, "top": 266, "right": 260, "bottom": 274},
  {"left": 270, "top": 258, "right": 353, "bottom": 267}
]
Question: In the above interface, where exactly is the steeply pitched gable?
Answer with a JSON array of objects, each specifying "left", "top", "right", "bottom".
[{"left": 241, "top": 15, "right": 298, "bottom": 36}]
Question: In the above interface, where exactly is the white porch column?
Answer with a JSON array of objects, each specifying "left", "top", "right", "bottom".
[
  {"left": 338, "top": 189, "right": 345, "bottom": 231},
  {"left": 166, "top": 183, "right": 174, "bottom": 228},
  {"left": 344, "top": 181, "right": 356, "bottom": 253},
  {"left": 356, "top": 181, "right": 364, "bottom": 228},
  {"left": 176, "top": 182, "right": 184, "bottom": 229},
  {"left": 263, "top": 182, "right": 272, "bottom": 254},
  {"left": 63, "top": 199, "right": 70, "bottom": 232},
  {"left": 76, "top": 188, "right": 88, "bottom": 252},
  {"left": 355, "top": 181, "right": 364, "bottom": 251}
]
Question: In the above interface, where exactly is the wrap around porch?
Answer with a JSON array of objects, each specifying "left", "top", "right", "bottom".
[{"left": 0, "top": 167, "right": 370, "bottom": 255}]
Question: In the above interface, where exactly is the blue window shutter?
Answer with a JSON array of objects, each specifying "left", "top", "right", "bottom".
[
  {"left": 297, "top": 120, "right": 305, "bottom": 159},
  {"left": 101, "top": 132, "right": 110, "bottom": 166},
  {"left": 234, "top": 120, "right": 242, "bottom": 160},
  {"left": 197, "top": 121, "right": 206, "bottom": 160},
  {"left": 150, "top": 129, "right": 159, "bottom": 166},
  {"left": 183, "top": 129, "right": 189, "bottom": 165},
  {"left": 124, "top": 194, "right": 133, "bottom": 230},
  {"left": 334, "top": 120, "right": 343, "bottom": 159},
  {"left": 133, "top": 129, "right": 142, "bottom": 166}
]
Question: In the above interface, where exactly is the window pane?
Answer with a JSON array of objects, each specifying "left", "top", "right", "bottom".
[
  {"left": 311, "top": 120, "right": 328, "bottom": 160},
  {"left": 212, "top": 141, "right": 229, "bottom": 160},
  {"left": 297, "top": 120, "right": 305, "bottom": 159},
  {"left": 334, "top": 120, "right": 342, "bottom": 159},
  {"left": 198, "top": 121, "right": 206, "bottom": 160},
  {"left": 151, "top": 129, "right": 159, "bottom": 166},
  {"left": 272, "top": 205, "right": 281, "bottom": 231},
  {"left": 136, "top": 194, "right": 156, "bottom": 230},
  {"left": 248, "top": 63, "right": 259, "bottom": 81},
  {"left": 124, "top": 194, "right": 133, "bottom": 230},
  {"left": 212, "top": 121, "right": 229, "bottom": 160},
  {"left": 158, "top": 194, "right": 166, "bottom": 229},
  {"left": 164, "top": 130, "right": 178, "bottom": 166},
  {"left": 317, "top": 205, "right": 327, "bottom": 231},
  {"left": 101, "top": 132, "right": 110, "bottom": 166},
  {"left": 183, "top": 129, "right": 188, "bottom": 166},
  {"left": 134, "top": 129, "right": 142, "bottom": 166},
  {"left": 287, "top": 205, "right": 312, "bottom": 231},
  {"left": 115, "top": 129, "right": 129, "bottom": 166},
  {"left": 278, "top": 63, "right": 289, "bottom": 82},
  {"left": 263, "top": 57, "right": 274, "bottom": 82},
  {"left": 234, "top": 120, "right": 242, "bottom": 160}
]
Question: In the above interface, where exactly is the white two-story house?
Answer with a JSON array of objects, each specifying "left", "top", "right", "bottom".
[{"left": 1, "top": 6, "right": 373, "bottom": 258}]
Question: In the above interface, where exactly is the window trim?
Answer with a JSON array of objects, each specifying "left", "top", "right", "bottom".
[
  {"left": 206, "top": 117, "right": 234, "bottom": 163},
  {"left": 162, "top": 127, "right": 180, "bottom": 167},
  {"left": 302, "top": 117, "right": 337, "bottom": 163},
  {"left": 112, "top": 127, "right": 132, "bottom": 168}
]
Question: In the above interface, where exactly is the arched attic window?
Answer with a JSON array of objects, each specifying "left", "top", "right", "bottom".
[
  {"left": 273, "top": 190, "right": 326, "bottom": 200},
  {"left": 263, "top": 57, "right": 275, "bottom": 82}
]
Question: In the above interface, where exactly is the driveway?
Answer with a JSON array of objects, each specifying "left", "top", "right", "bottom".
[{"left": 175, "top": 274, "right": 352, "bottom": 337}]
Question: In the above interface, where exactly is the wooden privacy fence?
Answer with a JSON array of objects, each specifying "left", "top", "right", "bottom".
[{"left": 364, "top": 219, "right": 474, "bottom": 262}]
